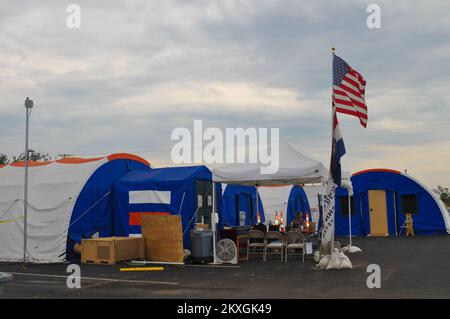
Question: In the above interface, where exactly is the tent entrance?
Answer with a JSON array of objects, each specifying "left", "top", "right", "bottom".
[
  {"left": 235, "top": 193, "right": 253, "bottom": 226},
  {"left": 368, "top": 190, "right": 389, "bottom": 236},
  {"left": 195, "top": 179, "right": 213, "bottom": 227}
]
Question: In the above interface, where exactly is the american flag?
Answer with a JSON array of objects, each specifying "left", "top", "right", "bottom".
[{"left": 333, "top": 54, "right": 368, "bottom": 127}]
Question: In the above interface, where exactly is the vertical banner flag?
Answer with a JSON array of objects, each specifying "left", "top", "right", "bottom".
[
  {"left": 321, "top": 112, "right": 346, "bottom": 247},
  {"left": 321, "top": 51, "right": 367, "bottom": 248}
]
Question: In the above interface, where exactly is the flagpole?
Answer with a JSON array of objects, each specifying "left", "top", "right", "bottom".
[
  {"left": 348, "top": 185, "right": 352, "bottom": 246},
  {"left": 330, "top": 47, "right": 336, "bottom": 255}
]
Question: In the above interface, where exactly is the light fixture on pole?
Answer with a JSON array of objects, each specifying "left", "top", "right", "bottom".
[{"left": 23, "top": 97, "right": 33, "bottom": 263}]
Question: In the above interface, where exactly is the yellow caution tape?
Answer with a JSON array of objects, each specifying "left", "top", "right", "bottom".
[{"left": 0, "top": 216, "right": 24, "bottom": 224}]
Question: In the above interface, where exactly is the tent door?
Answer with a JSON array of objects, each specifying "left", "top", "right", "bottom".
[{"left": 368, "top": 190, "right": 389, "bottom": 236}]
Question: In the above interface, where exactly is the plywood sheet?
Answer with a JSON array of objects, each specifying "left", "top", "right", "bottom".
[{"left": 140, "top": 215, "right": 184, "bottom": 263}]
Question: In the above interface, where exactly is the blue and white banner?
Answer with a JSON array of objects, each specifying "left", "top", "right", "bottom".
[{"left": 321, "top": 111, "right": 346, "bottom": 247}]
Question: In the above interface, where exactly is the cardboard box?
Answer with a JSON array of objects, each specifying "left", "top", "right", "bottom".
[
  {"left": 195, "top": 223, "right": 209, "bottom": 230},
  {"left": 81, "top": 237, "right": 145, "bottom": 265}
]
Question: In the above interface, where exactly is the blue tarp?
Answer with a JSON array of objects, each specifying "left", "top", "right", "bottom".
[
  {"left": 113, "top": 165, "right": 218, "bottom": 248},
  {"left": 221, "top": 185, "right": 265, "bottom": 228},
  {"left": 335, "top": 170, "right": 448, "bottom": 236}
]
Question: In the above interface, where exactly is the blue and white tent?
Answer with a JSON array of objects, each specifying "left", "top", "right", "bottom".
[
  {"left": 335, "top": 169, "right": 450, "bottom": 236},
  {"left": 0, "top": 154, "right": 151, "bottom": 263},
  {"left": 113, "top": 165, "right": 219, "bottom": 249},
  {"left": 220, "top": 184, "right": 265, "bottom": 228}
]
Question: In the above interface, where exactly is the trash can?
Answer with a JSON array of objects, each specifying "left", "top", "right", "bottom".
[
  {"left": 190, "top": 229, "right": 213, "bottom": 263},
  {"left": 0, "top": 273, "right": 13, "bottom": 295}
]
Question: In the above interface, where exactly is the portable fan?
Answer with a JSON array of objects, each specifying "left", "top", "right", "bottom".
[{"left": 215, "top": 238, "right": 238, "bottom": 264}]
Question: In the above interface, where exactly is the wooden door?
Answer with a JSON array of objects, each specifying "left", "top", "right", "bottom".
[{"left": 368, "top": 190, "right": 389, "bottom": 236}]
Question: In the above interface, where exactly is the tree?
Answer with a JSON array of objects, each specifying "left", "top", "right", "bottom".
[
  {"left": 434, "top": 186, "right": 450, "bottom": 206},
  {"left": 0, "top": 153, "right": 10, "bottom": 165},
  {"left": 12, "top": 152, "right": 53, "bottom": 163}
]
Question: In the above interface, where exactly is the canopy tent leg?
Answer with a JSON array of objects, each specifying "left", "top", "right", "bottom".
[
  {"left": 255, "top": 184, "right": 259, "bottom": 225},
  {"left": 211, "top": 181, "right": 219, "bottom": 264}
]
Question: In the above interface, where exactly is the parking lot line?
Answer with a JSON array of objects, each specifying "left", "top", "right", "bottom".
[{"left": 9, "top": 272, "right": 180, "bottom": 286}]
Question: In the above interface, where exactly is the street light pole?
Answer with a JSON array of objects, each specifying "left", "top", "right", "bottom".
[{"left": 23, "top": 97, "right": 33, "bottom": 264}]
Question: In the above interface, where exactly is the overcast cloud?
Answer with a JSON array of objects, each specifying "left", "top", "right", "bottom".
[{"left": 0, "top": 0, "right": 449, "bottom": 187}]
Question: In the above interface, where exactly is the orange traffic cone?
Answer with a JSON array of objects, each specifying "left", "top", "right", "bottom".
[{"left": 305, "top": 213, "right": 310, "bottom": 233}]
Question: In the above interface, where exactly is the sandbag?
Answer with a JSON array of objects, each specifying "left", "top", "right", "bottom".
[
  {"left": 342, "top": 245, "right": 362, "bottom": 254},
  {"left": 317, "top": 255, "right": 330, "bottom": 269},
  {"left": 326, "top": 252, "right": 352, "bottom": 270},
  {"left": 313, "top": 250, "right": 321, "bottom": 263}
]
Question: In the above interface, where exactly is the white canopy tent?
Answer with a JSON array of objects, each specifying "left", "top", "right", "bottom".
[
  {"left": 212, "top": 142, "right": 327, "bottom": 186},
  {"left": 210, "top": 142, "right": 327, "bottom": 263}
]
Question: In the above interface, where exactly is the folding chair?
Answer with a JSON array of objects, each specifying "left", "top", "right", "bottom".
[
  {"left": 285, "top": 231, "right": 306, "bottom": 263},
  {"left": 247, "top": 230, "right": 265, "bottom": 261},
  {"left": 263, "top": 231, "right": 284, "bottom": 262}
]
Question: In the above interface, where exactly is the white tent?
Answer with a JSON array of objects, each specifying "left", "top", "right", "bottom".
[
  {"left": 0, "top": 160, "right": 107, "bottom": 263},
  {"left": 0, "top": 154, "right": 150, "bottom": 263},
  {"left": 212, "top": 142, "right": 327, "bottom": 186}
]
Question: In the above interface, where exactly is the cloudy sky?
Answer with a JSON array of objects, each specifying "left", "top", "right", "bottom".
[{"left": 1, "top": 0, "right": 449, "bottom": 188}]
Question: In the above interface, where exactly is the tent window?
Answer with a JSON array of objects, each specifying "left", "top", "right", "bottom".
[
  {"left": 340, "top": 196, "right": 355, "bottom": 216},
  {"left": 401, "top": 195, "right": 419, "bottom": 214}
]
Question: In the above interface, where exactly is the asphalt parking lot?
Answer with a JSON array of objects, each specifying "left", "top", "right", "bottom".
[{"left": 1, "top": 236, "right": 449, "bottom": 299}]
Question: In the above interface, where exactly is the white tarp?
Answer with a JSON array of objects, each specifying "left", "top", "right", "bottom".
[
  {"left": 0, "top": 160, "right": 107, "bottom": 263},
  {"left": 212, "top": 142, "right": 327, "bottom": 186}
]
